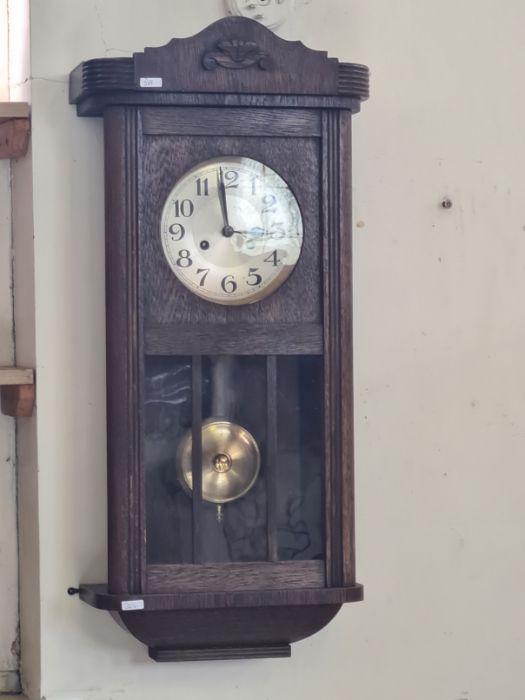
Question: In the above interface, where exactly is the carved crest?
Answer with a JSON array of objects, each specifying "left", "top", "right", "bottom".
[{"left": 203, "top": 39, "right": 271, "bottom": 71}]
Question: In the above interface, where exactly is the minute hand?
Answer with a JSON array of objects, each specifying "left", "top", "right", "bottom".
[{"left": 217, "top": 167, "right": 233, "bottom": 237}]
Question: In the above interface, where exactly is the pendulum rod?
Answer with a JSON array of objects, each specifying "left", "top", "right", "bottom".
[
  {"left": 211, "top": 355, "right": 235, "bottom": 418},
  {"left": 211, "top": 355, "right": 235, "bottom": 523}
]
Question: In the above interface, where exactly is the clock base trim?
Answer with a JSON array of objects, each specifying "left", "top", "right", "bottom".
[
  {"left": 110, "top": 604, "right": 342, "bottom": 661},
  {"left": 78, "top": 582, "right": 364, "bottom": 611},
  {"left": 76, "top": 586, "right": 362, "bottom": 661},
  {"left": 149, "top": 644, "right": 291, "bottom": 662}
]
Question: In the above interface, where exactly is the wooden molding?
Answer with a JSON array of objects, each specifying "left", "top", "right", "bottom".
[
  {"left": 0, "top": 102, "right": 29, "bottom": 123},
  {"left": 0, "top": 102, "right": 30, "bottom": 159},
  {"left": 149, "top": 645, "right": 291, "bottom": 662},
  {"left": 0, "top": 367, "right": 34, "bottom": 385},
  {"left": 80, "top": 582, "right": 364, "bottom": 612},
  {"left": 0, "top": 367, "right": 35, "bottom": 417},
  {"left": 69, "top": 18, "right": 369, "bottom": 114}
]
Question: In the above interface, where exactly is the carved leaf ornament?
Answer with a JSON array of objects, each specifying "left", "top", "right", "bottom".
[{"left": 203, "top": 39, "right": 271, "bottom": 71}]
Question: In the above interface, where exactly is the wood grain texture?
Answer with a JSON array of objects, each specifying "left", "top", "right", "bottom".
[
  {"left": 69, "top": 18, "right": 369, "bottom": 112},
  {"left": 118, "top": 604, "right": 342, "bottom": 661},
  {"left": 147, "top": 561, "right": 324, "bottom": 593},
  {"left": 104, "top": 107, "right": 144, "bottom": 595},
  {"left": 338, "top": 111, "right": 357, "bottom": 587},
  {"left": 322, "top": 110, "right": 338, "bottom": 588},
  {"left": 0, "top": 102, "right": 29, "bottom": 122},
  {"left": 0, "top": 117, "right": 30, "bottom": 159},
  {"left": 142, "top": 107, "right": 321, "bottom": 137},
  {"left": 322, "top": 110, "right": 356, "bottom": 588},
  {"left": 149, "top": 645, "right": 291, "bottom": 662},
  {"left": 145, "top": 322, "right": 323, "bottom": 355},
  {"left": 134, "top": 17, "right": 340, "bottom": 96},
  {"left": 80, "top": 583, "right": 363, "bottom": 611},
  {"left": 140, "top": 128, "right": 321, "bottom": 326},
  {"left": 72, "top": 16, "right": 368, "bottom": 659},
  {"left": 75, "top": 92, "right": 362, "bottom": 117},
  {"left": 0, "top": 367, "right": 34, "bottom": 385},
  {"left": 338, "top": 63, "right": 370, "bottom": 100}
]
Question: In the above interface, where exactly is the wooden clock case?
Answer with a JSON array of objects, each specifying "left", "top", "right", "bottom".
[{"left": 69, "top": 17, "right": 369, "bottom": 662}]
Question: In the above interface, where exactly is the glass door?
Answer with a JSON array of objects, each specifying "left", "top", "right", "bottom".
[{"left": 144, "top": 353, "right": 324, "bottom": 589}]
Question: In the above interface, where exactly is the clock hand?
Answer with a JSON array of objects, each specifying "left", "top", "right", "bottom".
[
  {"left": 217, "top": 167, "right": 234, "bottom": 238},
  {"left": 232, "top": 227, "right": 270, "bottom": 236},
  {"left": 233, "top": 229, "right": 293, "bottom": 239}
]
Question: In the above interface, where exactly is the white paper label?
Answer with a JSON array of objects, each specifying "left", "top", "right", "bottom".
[
  {"left": 140, "top": 77, "right": 163, "bottom": 88},
  {"left": 121, "top": 599, "right": 145, "bottom": 611}
]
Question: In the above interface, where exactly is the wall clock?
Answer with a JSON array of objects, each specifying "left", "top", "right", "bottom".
[
  {"left": 225, "top": 0, "right": 294, "bottom": 30},
  {"left": 69, "top": 17, "right": 369, "bottom": 662}
]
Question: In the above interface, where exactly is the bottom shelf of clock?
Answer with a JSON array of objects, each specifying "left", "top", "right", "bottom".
[{"left": 79, "top": 583, "right": 364, "bottom": 661}]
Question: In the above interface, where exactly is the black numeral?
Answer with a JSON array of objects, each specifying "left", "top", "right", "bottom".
[
  {"left": 264, "top": 250, "right": 281, "bottom": 267},
  {"left": 221, "top": 275, "right": 237, "bottom": 294},
  {"left": 174, "top": 199, "right": 194, "bottom": 217},
  {"left": 176, "top": 250, "right": 193, "bottom": 268},
  {"left": 262, "top": 194, "right": 277, "bottom": 214},
  {"left": 246, "top": 268, "right": 263, "bottom": 286},
  {"left": 168, "top": 223, "right": 185, "bottom": 241},
  {"left": 196, "top": 178, "right": 209, "bottom": 196},
  {"left": 196, "top": 268, "right": 210, "bottom": 287},
  {"left": 224, "top": 170, "right": 239, "bottom": 188}
]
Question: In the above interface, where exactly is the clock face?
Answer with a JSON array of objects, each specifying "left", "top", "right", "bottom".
[
  {"left": 224, "top": 0, "right": 294, "bottom": 30},
  {"left": 160, "top": 156, "right": 304, "bottom": 305}
]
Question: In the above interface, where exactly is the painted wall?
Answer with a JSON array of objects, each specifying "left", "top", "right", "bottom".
[{"left": 22, "top": 0, "right": 525, "bottom": 699}]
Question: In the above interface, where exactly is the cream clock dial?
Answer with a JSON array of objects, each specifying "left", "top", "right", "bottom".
[
  {"left": 224, "top": 0, "right": 294, "bottom": 30},
  {"left": 160, "top": 157, "right": 303, "bottom": 306}
]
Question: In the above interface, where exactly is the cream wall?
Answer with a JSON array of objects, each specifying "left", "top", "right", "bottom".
[
  {"left": 1, "top": 1, "right": 24, "bottom": 692},
  {"left": 23, "top": 1, "right": 525, "bottom": 699},
  {"left": 0, "top": 6, "right": 13, "bottom": 689}
]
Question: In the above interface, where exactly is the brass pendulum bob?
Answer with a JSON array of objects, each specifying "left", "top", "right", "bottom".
[
  {"left": 176, "top": 418, "right": 261, "bottom": 520},
  {"left": 176, "top": 356, "right": 260, "bottom": 522}
]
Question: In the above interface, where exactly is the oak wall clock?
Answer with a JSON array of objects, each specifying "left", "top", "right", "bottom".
[{"left": 69, "top": 17, "right": 369, "bottom": 662}]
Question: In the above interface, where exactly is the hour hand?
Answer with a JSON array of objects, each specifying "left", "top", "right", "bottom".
[{"left": 217, "top": 167, "right": 234, "bottom": 238}]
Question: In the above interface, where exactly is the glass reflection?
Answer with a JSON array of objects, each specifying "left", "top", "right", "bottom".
[{"left": 144, "top": 354, "right": 324, "bottom": 566}]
